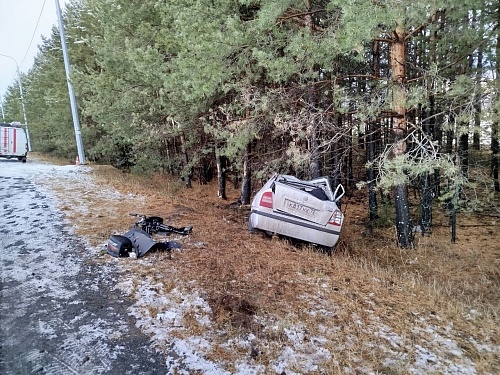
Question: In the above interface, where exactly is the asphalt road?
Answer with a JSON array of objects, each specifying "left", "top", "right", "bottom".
[{"left": 0, "top": 159, "right": 169, "bottom": 374}]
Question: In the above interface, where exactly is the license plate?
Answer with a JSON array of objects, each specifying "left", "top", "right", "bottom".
[{"left": 284, "top": 198, "right": 318, "bottom": 218}]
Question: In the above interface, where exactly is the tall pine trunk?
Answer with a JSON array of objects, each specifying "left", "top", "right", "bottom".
[
  {"left": 216, "top": 148, "right": 227, "bottom": 200},
  {"left": 493, "top": 7, "right": 500, "bottom": 192},
  {"left": 240, "top": 96, "right": 252, "bottom": 205},
  {"left": 421, "top": 106, "right": 433, "bottom": 233},
  {"left": 492, "top": 123, "right": 499, "bottom": 192},
  {"left": 390, "top": 22, "right": 413, "bottom": 248},
  {"left": 308, "top": 81, "right": 321, "bottom": 178},
  {"left": 241, "top": 142, "right": 251, "bottom": 205},
  {"left": 473, "top": 8, "right": 484, "bottom": 150},
  {"left": 367, "top": 122, "right": 378, "bottom": 223},
  {"left": 459, "top": 131, "right": 469, "bottom": 177},
  {"left": 459, "top": 28, "right": 474, "bottom": 178},
  {"left": 306, "top": 1, "right": 321, "bottom": 179},
  {"left": 473, "top": 37, "right": 483, "bottom": 150},
  {"left": 330, "top": 114, "right": 343, "bottom": 188},
  {"left": 180, "top": 133, "right": 192, "bottom": 189},
  {"left": 420, "top": 11, "right": 441, "bottom": 233},
  {"left": 367, "top": 40, "right": 380, "bottom": 226}
]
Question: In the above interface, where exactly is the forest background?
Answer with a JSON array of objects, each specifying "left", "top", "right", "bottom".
[{"left": 2, "top": 0, "right": 500, "bottom": 248}]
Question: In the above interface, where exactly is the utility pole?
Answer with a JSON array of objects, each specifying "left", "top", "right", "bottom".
[
  {"left": 0, "top": 53, "right": 31, "bottom": 150},
  {"left": 55, "top": 0, "right": 86, "bottom": 164}
]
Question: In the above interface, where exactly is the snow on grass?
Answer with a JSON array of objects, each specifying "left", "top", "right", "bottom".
[
  {"left": 12, "top": 158, "right": 499, "bottom": 374},
  {"left": 114, "top": 267, "right": 498, "bottom": 375}
]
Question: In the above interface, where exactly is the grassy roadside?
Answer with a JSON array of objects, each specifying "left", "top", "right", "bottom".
[{"left": 33, "top": 153, "right": 500, "bottom": 373}]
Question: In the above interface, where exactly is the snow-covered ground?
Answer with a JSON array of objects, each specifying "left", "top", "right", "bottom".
[
  {"left": 0, "top": 158, "right": 167, "bottom": 373},
  {"left": 2, "top": 157, "right": 499, "bottom": 374}
]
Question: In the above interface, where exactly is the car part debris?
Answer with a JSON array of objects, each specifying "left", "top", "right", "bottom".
[
  {"left": 106, "top": 235, "right": 134, "bottom": 258},
  {"left": 123, "top": 228, "right": 159, "bottom": 258},
  {"left": 106, "top": 214, "right": 192, "bottom": 258},
  {"left": 130, "top": 212, "right": 193, "bottom": 235}
]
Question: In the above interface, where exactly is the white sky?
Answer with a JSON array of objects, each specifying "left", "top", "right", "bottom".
[{"left": 0, "top": 0, "right": 70, "bottom": 99}]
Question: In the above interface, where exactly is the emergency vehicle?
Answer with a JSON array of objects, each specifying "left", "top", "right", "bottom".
[{"left": 0, "top": 122, "right": 29, "bottom": 162}]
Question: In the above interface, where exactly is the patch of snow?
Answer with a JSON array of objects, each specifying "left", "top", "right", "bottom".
[
  {"left": 167, "top": 338, "right": 231, "bottom": 375},
  {"left": 6, "top": 158, "right": 499, "bottom": 374}
]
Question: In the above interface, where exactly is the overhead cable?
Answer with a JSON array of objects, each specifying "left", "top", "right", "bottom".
[{"left": 19, "top": 0, "right": 48, "bottom": 69}]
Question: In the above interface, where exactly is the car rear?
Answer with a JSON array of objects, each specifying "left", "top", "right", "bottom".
[{"left": 249, "top": 174, "right": 344, "bottom": 248}]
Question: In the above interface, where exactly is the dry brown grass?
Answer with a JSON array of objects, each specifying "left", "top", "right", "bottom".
[{"left": 33, "top": 153, "right": 500, "bottom": 372}]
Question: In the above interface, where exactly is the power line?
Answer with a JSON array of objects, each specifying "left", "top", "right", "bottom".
[{"left": 19, "top": 0, "right": 48, "bottom": 69}]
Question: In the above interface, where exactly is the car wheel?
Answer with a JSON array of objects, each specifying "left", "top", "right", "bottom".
[
  {"left": 322, "top": 246, "right": 333, "bottom": 256},
  {"left": 264, "top": 230, "right": 274, "bottom": 237}
]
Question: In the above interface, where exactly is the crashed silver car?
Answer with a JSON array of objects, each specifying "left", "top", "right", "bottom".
[{"left": 248, "top": 174, "right": 345, "bottom": 249}]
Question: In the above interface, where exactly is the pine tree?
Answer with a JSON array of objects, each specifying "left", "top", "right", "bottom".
[{"left": 492, "top": 2, "right": 500, "bottom": 192}]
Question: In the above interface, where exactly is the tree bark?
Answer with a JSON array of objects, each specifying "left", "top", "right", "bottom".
[
  {"left": 367, "top": 122, "right": 378, "bottom": 223},
  {"left": 306, "top": 1, "right": 321, "bottom": 179},
  {"left": 421, "top": 105, "right": 433, "bottom": 233},
  {"left": 390, "top": 22, "right": 413, "bottom": 248},
  {"left": 473, "top": 8, "right": 484, "bottom": 150},
  {"left": 310, "top": 122, "right": 321, "bottom": 178},
  {"left": 445, "top": 127, "right": 454, "bottom": 155},
  {"left": 216, "top": 149, "right": 227, "bottom": 200},
  {"left": 367, "top": 40, "right": 380, "bottom": 226},
  {"left": 329, "top": 114, "right": 343, "bottom": 188},
  {"left": 473, "top": 42, "right": 483, "bottom": 150},
  {"left": 420, "top": 15, "right": 437, "bottom": 234},
  {"left": 179, "top": 133, "right": 192, "bottom": 189},
  {"left": 241, "top": 142, "right": 251, "bottom": 205},
  {"left": 308, "top": 80, "right": 321, "bottom": 178},
  {"left": 459, "top": 131, "right": 469, "bottom": 178},
  {"left": 240, "top": 89, "right": 253, "bottom": 205},
  {"left": 420, "top": 171, "right": 432, "bottom": 233},
  {"left": 492, "top": 5, "right": 500, "bottom": 192},
  {"left": 492, "top": 124, "right": 499, "bottom": 192}
]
